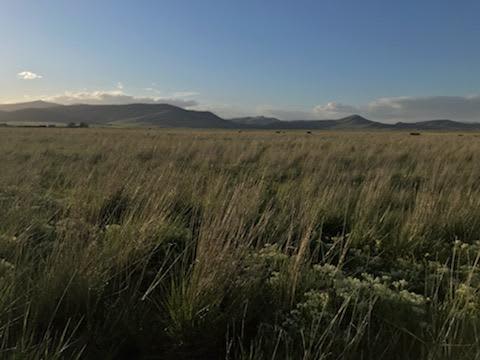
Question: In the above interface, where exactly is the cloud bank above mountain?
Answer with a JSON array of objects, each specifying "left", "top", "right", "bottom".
[
  {"left": 262, "top": 95, "right": 480, "bottom": 122},
  {"left": 41, "top": 89, "right": 198, "bottom": 108},
  {"left": 364, "top": 96, "right": 480, "bottom": 122},
  {"left": 20, "top": 86, "right": 480, "bottom": 123}
]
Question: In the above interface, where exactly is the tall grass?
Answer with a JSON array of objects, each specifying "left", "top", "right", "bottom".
[{"left": 0, "top": 128, "right": 479, "bottom": 359}]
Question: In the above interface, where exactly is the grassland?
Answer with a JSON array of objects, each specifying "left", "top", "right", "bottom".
[{"left": 0, "top": 128, "right": 480, "bottom": 359}]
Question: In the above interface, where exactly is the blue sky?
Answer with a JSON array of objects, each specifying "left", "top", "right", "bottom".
[{"left": 2, "top": 0, "right": 480, "bottom": 121}]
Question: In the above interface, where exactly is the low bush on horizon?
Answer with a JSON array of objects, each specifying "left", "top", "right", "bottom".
[{"left": 0, "top": 128, "right": 479, "bottom": 359}]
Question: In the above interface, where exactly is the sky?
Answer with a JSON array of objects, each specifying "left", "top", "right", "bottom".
[{"left": 1, "top": 0, "right": 480, "bottom": 122}]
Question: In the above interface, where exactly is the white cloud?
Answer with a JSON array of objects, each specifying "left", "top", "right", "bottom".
[
  {"left": 17, "top": 71, "right": 43, "bottom": 80},
  {"left": 313, "top": 102, "right": 359, "bottom": 119}
]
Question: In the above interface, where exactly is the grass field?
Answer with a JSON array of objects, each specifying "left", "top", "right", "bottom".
[{"left": 1, "top": 128, "right": 480, "bottom": 359}]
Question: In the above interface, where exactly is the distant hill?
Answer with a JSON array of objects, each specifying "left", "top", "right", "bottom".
[
  {"left": 0, "top": 100, "right": 59, "bottom": 112},
  {"left": 0, "top": 103, "right": 234, "bottom": 128},
  {"left": 229, "top": 116, "right": 282, "bottom": 126},
  {"left": 229, "top": 115, "right": 480, "bottom": 131},
  {"left": 250, "top": 115, "right": 392, "bottom": 130},
  {"left": 393, "top": 120, "right": 480, "bottom": 131},
  {"left": 1, "top": 101, "right": 480, "bottom": 130}
]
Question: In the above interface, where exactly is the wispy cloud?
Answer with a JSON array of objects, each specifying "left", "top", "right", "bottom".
[
  {"left": 172, "top": 91, "right": 200, "bottom": 98},
  {"left": 17, "top": 71, "right": 43, "bottom": 80},
  {"left": 144, "top": 87, "right": 162, "bottom": 94}
]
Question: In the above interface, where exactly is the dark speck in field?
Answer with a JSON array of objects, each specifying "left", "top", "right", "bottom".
[{"left": 410, "top": 132, "right": 421, "bottom": 136}]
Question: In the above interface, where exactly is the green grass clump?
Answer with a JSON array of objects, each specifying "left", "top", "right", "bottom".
[{"left": 0, "top": 128, "right": 479, "bottom": 359}]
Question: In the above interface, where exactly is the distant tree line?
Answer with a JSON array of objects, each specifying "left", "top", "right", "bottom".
[
  {"left": 0, "top": 122, "right": 89, "bottom": 128},
  {"left": 67, "top": 122, "right": 89, "bottom": 128}
]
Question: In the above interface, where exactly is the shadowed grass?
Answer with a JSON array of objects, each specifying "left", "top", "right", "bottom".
[{"left": 0, "top": 128, "right": 479, "bottom": 358}]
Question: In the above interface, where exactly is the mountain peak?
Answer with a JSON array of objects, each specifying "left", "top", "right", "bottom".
[
  {"left": 339, "top": 114, "right": 371, "bottom": 122},
  {"left": 2, "top": 102, "right": 480, "bottom": 130},
  {"left": 0, "top": 100, "right": 60, "bottom": 112},
  {"left": 229, "top": 116, "right": 282, "bottom": 126}
]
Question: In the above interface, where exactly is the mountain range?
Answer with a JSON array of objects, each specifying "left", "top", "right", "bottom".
[{"left": 1, "top": 100, "right": 480, "bottom": 131}]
